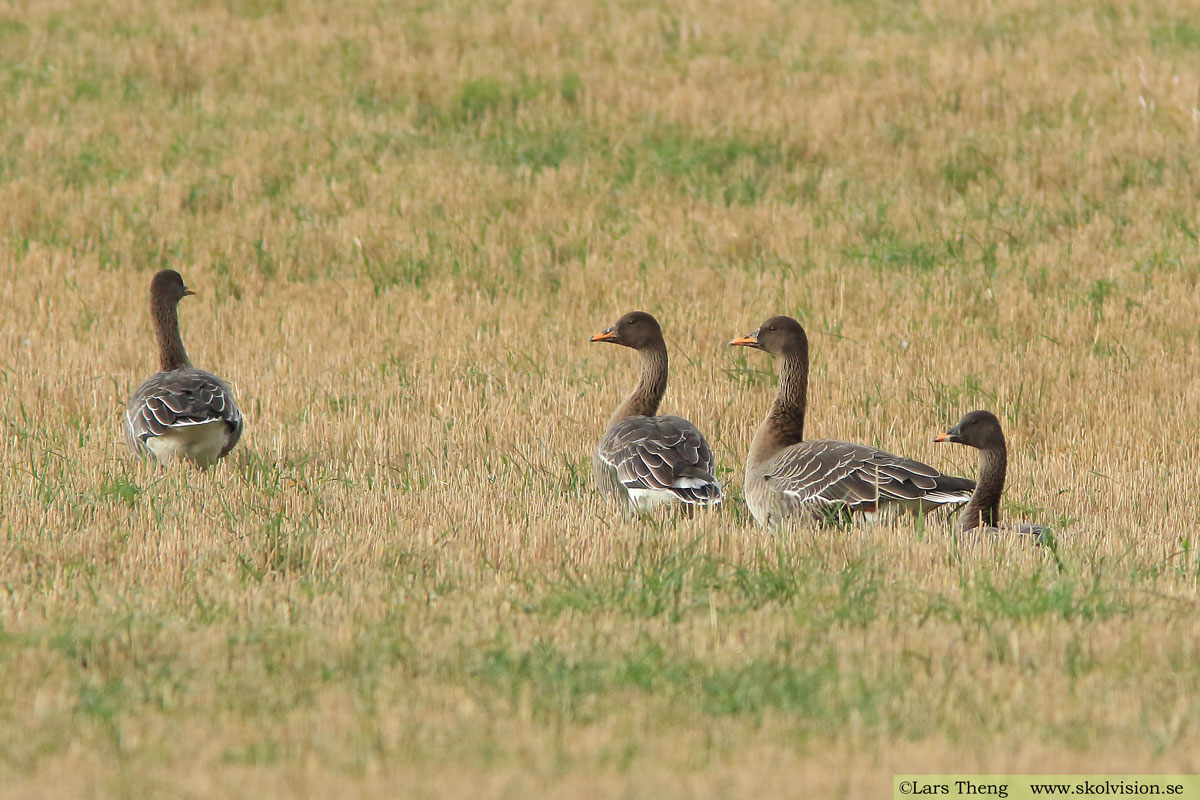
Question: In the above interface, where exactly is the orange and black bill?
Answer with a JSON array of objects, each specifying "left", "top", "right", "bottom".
[
  {"left": 729, "top": 328, "right": 761, "bottom": 348},
  {"left": 590, "top": 327, "right": 617, "bottom": 343},
  {"left": 933, "top": 426, "right": 961, "bottom": 443}
]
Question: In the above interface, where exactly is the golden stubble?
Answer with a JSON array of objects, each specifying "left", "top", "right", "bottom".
[{"left": 2, "top": 0, "right": 1200, "bottom": 796}]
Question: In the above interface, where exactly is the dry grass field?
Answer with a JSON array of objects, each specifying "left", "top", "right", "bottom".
[{"left": 3, "top": 0, "right": 1200, "bottom": 796}]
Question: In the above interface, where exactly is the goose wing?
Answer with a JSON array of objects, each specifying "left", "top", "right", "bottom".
[
  {"left": 763, "top": 438, "right": 974, "bottom": 514},
  {"left": 597, "top": 415, "right": 723, "bottom": 505},
  {"left": 125, "top": 367, "right": 243, "bottom": 457}
]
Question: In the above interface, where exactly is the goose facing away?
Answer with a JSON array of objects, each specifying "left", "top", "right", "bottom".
[
  {"left": 934, "top": 410, "right": 1048, "bottom": 541},
  {"left": 124, "top": 269, "right": 243, "bottom": 467},
  {"left": 590, "top": 311, "right": 723, "bottom": 515},
  {"left": 730, "top": 315, "right": 974, "bottom": 528}
]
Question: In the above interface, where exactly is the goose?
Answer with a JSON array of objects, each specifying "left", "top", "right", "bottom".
[
  {"left": 934, "top": 410, "right": 1049, "bottom": 541},
  {"left": 124, "top": 269, "right": 243, "bottom": 467},
  {"left": 730, "top": 315, "right": 973, "bottom": 528},
  {"left": 590, "top": 311, "right": 723, "bottom": 515}
]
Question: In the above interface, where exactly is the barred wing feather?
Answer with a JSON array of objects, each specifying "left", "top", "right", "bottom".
[
  {"left": 597, "top": 415, "right": 723, "bottom": 507},
  {"left": 763, "top": 439, "right": 974, "bottom": 515},
  {"left": 125, "top": 368, "right": 243, "bottom": 460}
]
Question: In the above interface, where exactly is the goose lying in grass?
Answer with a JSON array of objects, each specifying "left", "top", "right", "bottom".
[{"left": 934, "top": 409, "right": 1049, "bottom": 542}]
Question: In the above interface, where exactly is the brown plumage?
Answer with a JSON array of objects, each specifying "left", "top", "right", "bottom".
[
  {"left": 591, "top": 311, "right": 722, "bottom": 515},
  {"left": 124, "top": 270, "right": 242, "bottom": 467},
  {"left": 731, "top": 315, "right": 974, "bottom": 528},
  {"left": 934, "top": 410, "right": 1049, "bottom": 541}
]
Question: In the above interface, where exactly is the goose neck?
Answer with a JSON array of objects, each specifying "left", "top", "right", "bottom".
[
  {"left": 610, "top": 343, "right": 667, "bottom": 424},
  {"left": 153, "top": 296, "right": 191, "bottom": 371},
  {"left": 748, "top": 351, "right": 808, "bottom": 465},
  {"left": 962, "top": 446, "right": 1007, "bottom": 531}
]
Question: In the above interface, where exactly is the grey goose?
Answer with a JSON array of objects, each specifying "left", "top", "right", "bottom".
[
  {"left": 124, "top": 269, "right": 243, "bottom": 467},
  {"left": 730, "top": 315, "right": 974, "bottom": 528},
  {"left": 590, "top": 311, "right": 723, "bottom": 515},
  {"left": 934, "top": 410, "right": 1049, "bottom": 541}
]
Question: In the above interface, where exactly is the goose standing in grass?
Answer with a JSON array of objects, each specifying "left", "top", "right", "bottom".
[
  {"left": 934, "top": 410, "right": 1049, "bottom": 541},
  {"left": 590, "top": 311, "right": 723, "bottom": 515},
  {"left": 730, "top": 315, "right": 974, "bottom": 528},
  {"left": 125, "top": 269, "right": 243, "bottom": 467}
]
